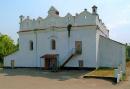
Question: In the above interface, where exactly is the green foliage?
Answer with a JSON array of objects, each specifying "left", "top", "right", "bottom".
[
  {"left": 126, "top": 45, "right": 130, "bottom": 62},
  {"left": 121, "top": 73, "right": 126, "bottom": 81},
  {"left": 0, "top": 34, "right": 18, "bottom": 63}
]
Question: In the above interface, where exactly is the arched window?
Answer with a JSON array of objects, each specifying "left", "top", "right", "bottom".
[
  {"left": 67, "top": 24, "right": 72, "bottom": 37},
  {"left": 51, "top": 39, "right": 56, "bottom": 50},
  {"left": 29, "top": 40, "right": 33, "bottom": 51}
]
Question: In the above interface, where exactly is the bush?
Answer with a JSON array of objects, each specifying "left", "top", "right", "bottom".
[{"left": 126, "top": 57, "right": 130, "bottom": 62}]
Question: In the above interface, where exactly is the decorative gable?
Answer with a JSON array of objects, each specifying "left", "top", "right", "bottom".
[{"left": 48, "top": 6, "right": 59, "bottom": 17}]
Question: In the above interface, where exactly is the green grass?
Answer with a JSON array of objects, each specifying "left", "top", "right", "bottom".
[
  {"left": 0, "top": 62, "right": 3, "bottom": 68},
  {"left": 121, "top": 73, "right": 126, "bottom": 81},
  {"left": 85, "top": 68, "right": 115, "bottom": 77}
]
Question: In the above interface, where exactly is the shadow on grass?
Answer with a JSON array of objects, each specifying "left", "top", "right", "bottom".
[{"left": 84, "top": 76, "right": 117, "bottom": 85}]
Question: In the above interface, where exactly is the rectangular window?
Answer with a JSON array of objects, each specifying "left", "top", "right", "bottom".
[
  {"left": 11, "top": 60, "right": 15, "bottom": 68},
  {"left": 30, "top": 41, "right": 33, "bottom": 51},
  {"left": 75, "top": 41, "right": 82, "bottom": 54},
  {"left": 51, "top": 39, "right": 56, "bottom": 50},
  {"left": 79, "top": 60, "right": 84, "bottom": 67}
]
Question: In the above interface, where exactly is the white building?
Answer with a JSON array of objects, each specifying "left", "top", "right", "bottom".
[{"left": 4, "top": 6, "right": 126, "bottom": 72}]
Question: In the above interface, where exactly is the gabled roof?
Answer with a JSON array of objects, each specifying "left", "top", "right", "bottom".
[{"left": 100, "top": 35, "right": 125, "bottom": 46}]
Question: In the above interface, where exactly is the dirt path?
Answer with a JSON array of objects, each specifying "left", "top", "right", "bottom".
[{"left": 0, "top": 64, "right": 130, "bottom": 89}]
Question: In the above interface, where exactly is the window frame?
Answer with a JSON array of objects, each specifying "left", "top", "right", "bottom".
[
  {"left": 75, "top": 41, "right": 82, "bottom": 54},
  {"left": 78, "top": 60, "right": 84, "bottom": 67},
  {"left": 51, "top": 39, "right": 56, "bottom": 50},
  {"left": 29, "top": 40, "right": 33, "bottom": 51}
]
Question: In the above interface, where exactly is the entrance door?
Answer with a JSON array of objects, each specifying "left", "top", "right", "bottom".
[
  {"left": 44, "top": 58, "right": 56, "bottom": 70},
  {"left": 45, "top": 59, "right": 50, "bottom": 70}
]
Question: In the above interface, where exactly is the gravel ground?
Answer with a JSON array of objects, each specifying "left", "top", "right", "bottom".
[{"left": 0, "top": 66, "right": 129, "bottom": 89}]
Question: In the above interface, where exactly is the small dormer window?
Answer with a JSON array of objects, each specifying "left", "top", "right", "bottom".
[
  {"left": 29, "top": 40, "right": 33, "bottom": 51},
  {"left": 48, "top": 6, "right": 59, "bottom": 16}
]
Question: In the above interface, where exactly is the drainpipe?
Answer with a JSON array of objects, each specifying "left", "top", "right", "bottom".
[
  {"left": 34, "top": 30, "right": 38, "bottom": 67},
  {"left": 96, "top": 26, "right": 99, "bottom": 69},
  {"left": 67, "top": 24, "right": 72, "bottom": 52}
]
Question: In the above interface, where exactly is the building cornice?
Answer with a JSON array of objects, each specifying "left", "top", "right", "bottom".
[{"left": 18, "top": 25, "right": 97, "bottom": 33}]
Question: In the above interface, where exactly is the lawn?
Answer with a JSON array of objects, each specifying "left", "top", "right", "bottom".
[{"left": 84, "top": 68, "right": 115, "bottom": 78}]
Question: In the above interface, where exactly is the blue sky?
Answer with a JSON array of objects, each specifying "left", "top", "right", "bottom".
[{"left": 0, "top": 0, "right": 130, "bottom": 43}]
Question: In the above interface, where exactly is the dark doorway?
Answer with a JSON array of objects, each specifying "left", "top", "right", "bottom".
[
  {"left": 41, "top": 54, "right": 58, "bottom": 70},
  {"left": 45, "top": 58, "right": 51, "bottom": 70},
  {"left": 44, "top": 58, "right": 56, "bottom": 70}
]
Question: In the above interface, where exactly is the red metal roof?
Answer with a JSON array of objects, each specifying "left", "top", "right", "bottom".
[{"left": 40, "top": 54, "right": 59, "bottom": 59}]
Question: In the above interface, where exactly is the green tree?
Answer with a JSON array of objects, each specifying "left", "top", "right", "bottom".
[
  {"left": 0, "top": 34, "right": 18, "bottom": 63},
  {"left": 126, "top": 44, "right": 130, "bottom": 61}
]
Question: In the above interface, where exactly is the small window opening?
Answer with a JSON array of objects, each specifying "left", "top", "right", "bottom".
[
  {"left": 55, "top": 11, "right": 59, "bottom": 15},
  {"left": 93, "top": 9, "right": 96, "bottom": 13},
  {"left": 84, "top": 16, "right": 87, "bottom": 19},
  {"left": 51, "top": 39, "right": 56, "bottom": 50},
  {"left": 11, "top": 60, "right": 15, "bottom": 68},
  {"left": 30, "top": 41, "right": 33, "bottom": 51},
  {"left": 79, "top": 60, "right": 84, "bottom": 67},
  {"left": 67, "top": 24, "right": 72, "bottom": 37}
]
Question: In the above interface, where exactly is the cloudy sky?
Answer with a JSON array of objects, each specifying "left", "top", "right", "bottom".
[{"left": 0, "top": 0, "right": 130, "bottom": 43}]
